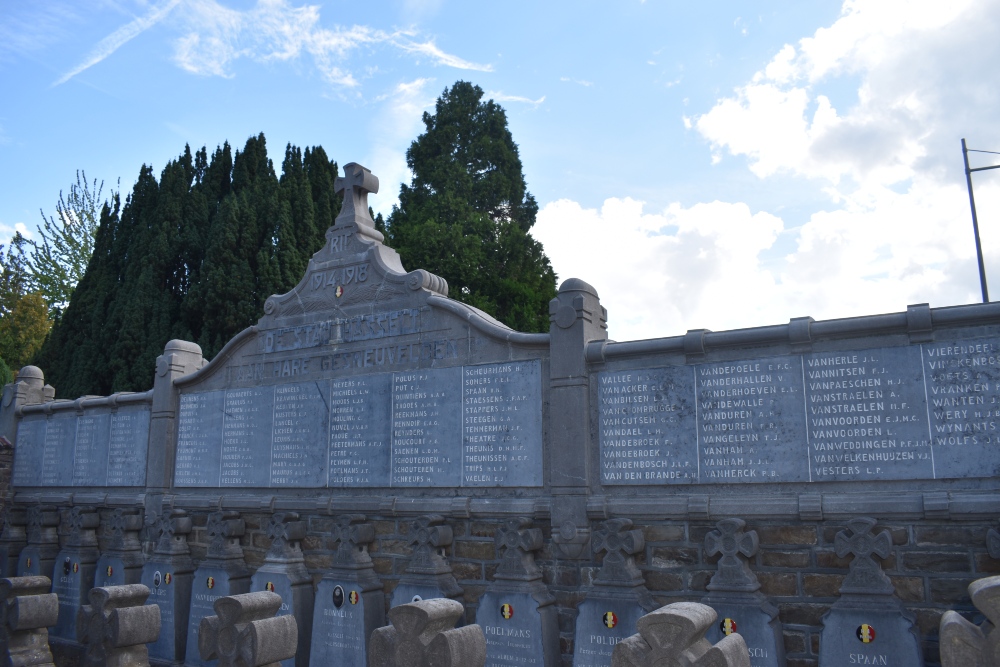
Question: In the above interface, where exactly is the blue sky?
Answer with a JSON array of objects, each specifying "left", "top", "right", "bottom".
[{"left": 2, "top": 0, "right": 1000, "bottom": 341}]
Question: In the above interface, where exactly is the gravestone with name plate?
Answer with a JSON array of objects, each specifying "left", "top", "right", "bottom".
[
  {"left": 142, "top": 508, "right": 195, "bottom": 665},
  {"left": 0, "top": 506, "right": 27, "bottom": 577},
  {"left": 701, "top": 519, "right": 784, "bottom": 667},
  {"left": 17, "top": 506, "right": 60, "bottom": 579},
  {"left": 250, "top": 512, "right": 313, "bottom": 667},
  {"left": 50, "top": 506, "right": 101, "bottom": 643},
  {"left": 572, "top": 518, "right": 657, "bottom": 667},
  {"left": 95, "top": 508, "right": 145, "bottom": 587},
  {"left": 818, "top": 517, "right": 923, "bottom": 667},
  {"left": 308, "top": 514, "right": 384, "bottom": 667},
  {"left": 185, "top": 511, "right": 250, "bottom": 667},
  {"left": 476, "top": 518, "right": 559, "bottom": 667},
  {"left": 389, "top": 515, "right": 464, "bottom": 610}
]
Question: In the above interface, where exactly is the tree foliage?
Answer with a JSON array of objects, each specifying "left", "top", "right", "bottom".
[
  {"left": 386, "top": 81, "right": 556, "bottom": 332},
  {"left": 0, "top": 234, "right": 51, "bottom": 382}
]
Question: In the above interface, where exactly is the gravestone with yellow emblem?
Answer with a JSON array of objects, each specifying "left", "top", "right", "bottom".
[
  {"left": 476, "top": 518, "right": 558, "bottom": 667},
  {"left": 49, "top": 506, "right": 100, "bottom": 644},
  {"left": 572, "top": 519, "right": 657, "bottom": 667},
  {"left": 701, "top": 518, "right": 784, "bottom": 667},
  {"left": 95, "top": 508, "right": 145, "bottom": 587},
  {"left": 309, "top": 514, "right": 384, "bottom": 667},
  {"left": 818, "top": 518, "right": 923, "bottom": 666},
  {"left": 17, "top": 505, "right": 60, "bottom": 579},
  {"left": 142, "top": 507, "right": 195, "bottom": 665}
]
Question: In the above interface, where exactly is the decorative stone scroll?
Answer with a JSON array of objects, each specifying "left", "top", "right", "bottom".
[
  {"left": 309, "top": 514, "right": 384, "bottom": 667},
  {"left": 17, "top": 506, "right": 60, "bottom": 579},
  {"left": 476, "top": 518, "right": 559, "bottom": 667},
  {"left": 939, "top": 575, "right": 1000, "bottom": 667},
  {"left": 390, "top": 515, "right": 463, "bottom": 609},
  {"left": 369, "top": 598, "right": 486, "bottom": 667},
  {"left": 77, "top": 584, "right": 160, "bottom": 667},
  {"left": 702, "top": 519, "right": 783, "bottom": 667},
  {"left": 51, "top": 506, "right": 101, "bottom": 642},
  {"left": 573, "top": 518, "right": 656, "bottom": 667},
  {"left": 611, "top": 602, "right": 750, "bottom": 667},
  {"left": 199, "top": 591, "right": 298, "bottom": 667},
  {"left": 96, "top": 509, "right": 145, "bottom": 587},
  {"left": 250, "top": 512, "right": 312, "bottom": 667},
  {"left": 818, "top": 517, "right": 923, "bottom": 667},
  {"left": 0, "top": 506, "right": 27, "bottom": 577},
  {"left": 141, "top": 508, "right": 195, "bottom": 664},
  {"left": 0, "top": 575, "right": 59, "bottom": 667}
]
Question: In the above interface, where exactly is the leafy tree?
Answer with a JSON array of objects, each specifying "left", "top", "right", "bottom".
[
  {"left": 386, "top": 81, "right": 556, "bottom": 332},
  {"left": 0, "top": 234, "right": 51, "bottom": 379}
]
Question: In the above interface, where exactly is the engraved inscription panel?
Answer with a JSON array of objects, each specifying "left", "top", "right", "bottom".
[
  {"left": 41, "top": 415, "right": 75, "bottom": 486},
  {"left": 220, "top": 387, "right": 272, "bottom": 487},
  {"left": 12, "top": 416, "right": 46, "bottom": 487},
  {"left": 273, "top": 381, "right": 329, "bottom": 487},
  {"left": 329, "top": 375, "right": 390, "bottom": 487},
  {"left": 391, "top": 367, "right": 461, "bottom": 487},
  {"left": 176, "top": 391, "right": 225, "bottom": 487},
  {"left": 107, "top": 407, "right": 150, "bottom": 486},
  {"left": 72, "top": 413, "right": 111, "bottom": 487}
]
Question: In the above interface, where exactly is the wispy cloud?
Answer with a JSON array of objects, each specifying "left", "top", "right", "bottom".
[
  {"left": 560, "top": 76, "right": 593, "bottom": 87},
  {"left": 394, "top": 39, "right": 493, "bottom": 71},
  {"left": 486, "top": 91, "right": 545, "bottom": 106},
  {"left": 53, "top": 0, "right": 182, "bottom": 86}
]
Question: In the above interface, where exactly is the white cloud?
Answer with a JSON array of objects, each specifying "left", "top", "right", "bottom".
[
  {"left": 394, "top": 38, "right": 493, "bottom": 72},
  {"left": 485, "top": 91, "right": 545, "bottom": 106}
]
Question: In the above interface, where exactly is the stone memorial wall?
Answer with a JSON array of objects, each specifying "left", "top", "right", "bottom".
[{"left": 1, "top": 163, "right": 998, "bottom": 667}]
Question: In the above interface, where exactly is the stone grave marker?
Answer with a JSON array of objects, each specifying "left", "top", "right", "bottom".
[
  {"left": 77, "top": 583, "right": 161, "bottom": 667},
  {"left": 141, "top": 508, "right": 195, "bottom": 665},
  {"left": 701, "top": 519, "right": 783, "bottom": 667},
  {"left": 475, "top": 518, "right": 558, "bottom": 667},
  {"left": 390, "top": 515, "right": 463, "bottom": 609},
  {"left": 308, "top": 514, "right": 383, "bottom": 667},
  {"left": 50, "top": 506, "right": 101, "bottom": 643},
  {"left": 938, "top": 574, "right": 1000, "bottom": 667},
  {"left": 572, "top": 518, "right": 656, "bottom": 667},
  {"left": 612, "top": 601, "right": 750, "bottom": 667},
  {"left": 988, "top": 525, "right": 1000, "bottom": 560},
  {"left": 0, "top": 575, "right": 59, "bottom": 667},
  {"left": 250, "top": 512, "right": 312, "bottom": 667},
  {"left": 818, "top": 517, "right": 923, "bottom": 666},
  {"left": 95, "top": 508, "right": 145, "bottom": 587},
  {"left": 369, "top": 598, "right": 486, "bottom": 667},
  {"left": 17, "top": 506, "right": 60, "bottom": 579},
  {"left": 0, "top": 506, "right": 27, "bottom": 577},
  {"left": 185, "top": 511, "right": 250, "bottom": 667},
  {"left": 199, "top": 591, "right": 298, "bottom": 667}
]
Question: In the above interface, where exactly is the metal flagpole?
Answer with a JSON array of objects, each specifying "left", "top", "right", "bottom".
[{"left": 962, "top": 138, "right": 1000, "bottom": 303}]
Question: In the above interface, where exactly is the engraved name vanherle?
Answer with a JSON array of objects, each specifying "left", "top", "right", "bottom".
[{"left": 260, "top": 307, "right": 423, "bottom": 354}]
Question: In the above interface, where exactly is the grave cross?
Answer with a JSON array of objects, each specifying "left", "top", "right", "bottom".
[
  {"left": 105, "top": 509, "right": 143, "bottom": 552},
  {"left": 834, "top": 517, "right": 893, "bottom": 595},
  {"left": 407, "top": 515, "right": 453, "bottom": 574},
  {"left": 264, "top": 512, "right": 306, "bottom": 560},
  {"left": 205, "top": 511, "right": 245, "bottom": 560},
  {"left": 26, "top": 506, "right": 58, "bottom": 543},
  {"left": 147, "top": 508, "right": 192, "bottom": 555},
  {"left": 939, "top": 575, "right": 1000, "bottom": 667},
  {"left": 988, "top": 526, "right": 1000, "bottom": 560},
  {"left": 612, "top": 602, "right": 750, "bottom": 667},
  {"left": 77, "top": 584, "right": 160, "bottom": 667},
  {"left": 0, "top": 575, "right": 58, "bottom": 667},
  {"left": 199, "top": 591, "right": 298, "bottom": 667},
  {"left": 331, "top": 514, "right": 375, "bottom": 567},
  {"left": 334, "top": 163, "right": 380, "bottom": 229},
  {"left": 593, "top": 518, "right": 645, "bottom": 587},
  {"left": 705, "top": 519, "right": 760, "bottom": 593},
  {"left": 494, "top": 517, "right": 543, "bottom": 581},
  {"left": 65, "top": 507, "right": 100, "bottom": 548},
  {"left": 369, "top": 598, "right": 486, "bottom": 667}
]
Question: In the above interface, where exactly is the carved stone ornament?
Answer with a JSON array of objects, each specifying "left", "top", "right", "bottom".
[
  {"left": 939, "top": 575, "right": 1000, "bottom": 667},
  {"left": 369, "top": 598, "right": 486, "bottom": 667},
  {"left": 406, "top": 515, "right": 454, "bottom": 576},
  {"left": 199, "top": 591, "right": 298, "bottom": 667},
  {"left": 611, "top": 602, "right": 750, "bottom": 667},
  {"left": 0, "top": 575, "right": 59, "bottom": 667},
  {"left": 77, "top": 584, "right": 160, "bottom": 667},
  {"left": 148, "top": 508, "right": 193, "bottom": 556},
  {"left": 494, "top": 517, "right": 544, "bottom": 581},
  {"left": 104, "top": 509, "right": 143, "bottom": 554},
  {"left": 205, "top": 511, "right": 246, "bottom": 562},
  {"left": 264, "top": 512, "right": 306, "bottom": 562},
  {"left": 593, "top": 518, "right": 645, "bottom": 587},
  {"left": 834, "top": 517, "right": 894, "bottom": 595},
  {"left": 705, "top": 519, "right": 760, "bottom": 593},
  {"left": 64, "top": 506, "right": 100, "bottom": 549},
  {"left": 26, "top": 506, "right": 59, "bottom": 545},
  {"left": 330, "top": 514, "right": 375, "bottom": 569}
]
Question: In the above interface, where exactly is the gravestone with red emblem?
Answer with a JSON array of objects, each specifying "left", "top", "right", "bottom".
[
  {"left": 141, "top": 508, "right": 195, "bottom": 665},
  {"left": 50, "top": 506, "right": 100, "bottom": 643},
  {"left": 17, "top": 505, "right": 60, "bottom": 579},
  {"left": 95, "top": 508, "right": 145, "bottom": 587},
  {"left": 818, "top": 517, "right": 923, "bottom": 666},
  {"left": 572, "top": 518, "right": 657, "bottom": 667},
  {"left": 250, "top": 512, "right": 313, "bottom": 667},
  {"left": 701, "top": 518, "right": 783, "bottom": 667},
  {"left": 389, "top": 515, "right": 464, "bottom": 610},
  {"left": 475, "top": 518, "right": 559, "bottom": 667},
  {"left": 308, "top": 514, "right": 384, "bottom": 667},
  {"left": 185, "top": 511, "right": 250, "bottom": 667}
]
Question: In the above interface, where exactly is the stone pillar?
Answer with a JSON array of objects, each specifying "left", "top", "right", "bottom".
[
  {"left": 612, "top": 602, "right": 750, "bottom": 667},
  {"left": 939, "top": 575, "right": 1000, "bottom": 667},
  {"left": 50, "top": 506, "right": 101, "bottom": 643},
  {"left": 389, "top": 515, "right": 463, "bottom": 609},
  {"left": 476, "top": 518, "right": 559, "bottom": 667},
  {"left": 141, "top": 508, "right": 195, "bottom": 665},
  {"left": 199, "top": 592, "right": 298, "bottom": 667},
  {"left": 77, "top": 584, "right": 161, "bottom": 667},
  {"left": 95, "top": 508, "right": 145, "bottom": 587},
  {"left": 17, "top": 505, "right": 60, "bottom": 579},
  {"left": 0, "top": 575, "right": 59, "bottom": 667},
  {"left": 0, "top": 366, "right": 47, "bottom": 449},
  {"left": 547, "top": 279, "right": 607, "bottom": 559},
  {"left": 0, "top": 506, "right": 27, "bottom": 577},
  {"left": 369, "top": 598, "right": 486, "bottom": 667},
  {"left": 250, "top": 512, "right": 312, "bottom": 667},
  {"left": 148, "top": 340, "right": 205, "bottom": 494},
  {"left": 309, "top": 514, "right": 384, "bottom": 667}
]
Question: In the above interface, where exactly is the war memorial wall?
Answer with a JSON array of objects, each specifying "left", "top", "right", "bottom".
[{"left": 1, "top": 163, "right": 999, "bottom": 667}]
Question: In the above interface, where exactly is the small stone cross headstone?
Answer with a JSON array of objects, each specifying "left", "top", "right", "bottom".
[
  {"left": 592, "top": 518, "right": 646, "bottom": 587},
  {"left": 17, "top": 505, "right": 60, "bottom": 579},
  {"left": 1, "top": 575, "right": 59, "bottom": 667},
  {"left": 77, "top": 584, "right": 160, "bottom": 667},
  {"left": 369, "top": 598, "right": 486, "bottom": 667},
  {"left": 939, "top": 574, "right": 1000, "bottom": 667},
  {"left": 199, "top": 591, "right": 298, "bottom": 667},
  {"left": 611, "top": 601, "right": 750, "bottom": 667},
  {"left": 51, "top": 505, "right": 101, "bottom": 643},
  {"left": 309, "top": 514, "right": 384, "bottom": 667},
  {"left": 96, "top": 509, "right": 145, "bottom": 587},
  {"left": 835, "top": 517, "right": 894, "bottom": 595},
  {"left": 141, "top": 508, "right": 194, "bottom": 663},
  {"left": 702, "top": 519, "right": 783, "bottom": 667},
  {"left": 334, "top": 162, "right": 380, "bottom": 233},
  {"left": 390, "top": 515, "right": 463, "bottom": 609},
  {"left": 0, "top": 506, "right": 27, "bottom": 577}
]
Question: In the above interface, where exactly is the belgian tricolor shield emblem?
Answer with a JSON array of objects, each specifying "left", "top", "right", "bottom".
[
  {"left": 856, "top": 624, "right": 876, "bottom": 643},
  {"left": 720, "top": 618, "right": 737, "bottom": 635},
  {"left": 72, "top": 563, "right": 79, "bottom": 573},
  {"left": 106, "top": 565, "right": 113, "bottom": 577},
  {"left": 207, "top": 576, "right": 215, "bottom": 589},
  {"left": 349, "top": 590, "right": 359, "bottom": 605},
  {"left": 164, "top": 573, "right": 172, "bottom": 585},
  {"left": 501, "top": 603, "right": 514, "bottom": 620},
  {"left": 603, "top": 611, "right": 618, "bottom": 629},
  {"left": 266, "top": 582, "right": 275, "bottom": 592}
]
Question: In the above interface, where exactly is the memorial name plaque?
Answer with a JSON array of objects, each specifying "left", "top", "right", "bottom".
[
  {"left": 175, "top": 360, "right": 543, "bottom": 488},
  {"left": 477, "top": 592, "right": 548, "bottom": 667},
  {"left": 310, "top": 579, "right": 370, "bottom": 667},
  {"left": 572, "top": 596, "right": 645, "bottom": 667},
  {"left": 599, "top": 336, "right": 1000, "bottom": 484}
]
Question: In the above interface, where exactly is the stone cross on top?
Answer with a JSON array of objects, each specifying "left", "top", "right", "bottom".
[
  {"left": 148, "top": 509, "right": 192, "bottom": 556},
  {"left": 265, "top": 512, "right": 306, "bottom": 561},
  {"left": 105, "top": 509, "right": 143, "bottom": 553},
  {"left": 593, "top": 518, "right": 645, "bottom": 587},
  {"left": 494, "top": 518, "right": 543, "bottom": 581},
  {"left": 330, "top": 514, "right": 375, "bottom": 568},
  {"left": 407, "top": 515, "right": 453, "bottom": 575},
  {"left": 705, "top": 519, "right": 760, "bottom": 593},
  {"left": 65, "top": 507, "right": 100, "bottom": 548},
  {"left": 334, "top": 163, "right": 380, "bottom": 233},
  {"left": 205, "top": 511, "right": 245, "bottom": 561},
  {"left": 834, "top": 517, "right": 894, "bottom": 595},
  {"left": 77, "top": 584, "right": 161, "bottom": 667}
]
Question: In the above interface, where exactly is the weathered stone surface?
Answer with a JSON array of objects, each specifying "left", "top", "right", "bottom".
[
  {"left": 939, "top": 575, "right": 1000, "bottom": 667},
  {"left": 17, "top": 506, "right": 59, "bottom": 579},
  {"left": 611, "top": 602, "right": 750, "bottom": 667},
  {"left": 141, "top": 508, "right": 194, "bottom": 664},
  {"left": 369, "top": 598, "right": 485, "bottom": 667},
  {"left": 199, "top": 591, "right": 297, "bottom": 667},
  {"left": 96, "top": 509, "right": 145, "bottom": 588},
  {"left": 0, "top": 507, "right": 27, "bottom": 578},
  {"left": 390, "top": 515, "right": 463, "bottom": 608},
  {"left": 77, "top": 584, "right": 160, "bottom": 667},
  {"left": 51, "top": 506, "right": 101, "bottom": 643},
  {"left": 1, "top": 575, "right": 59, "bottom": 667}
]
